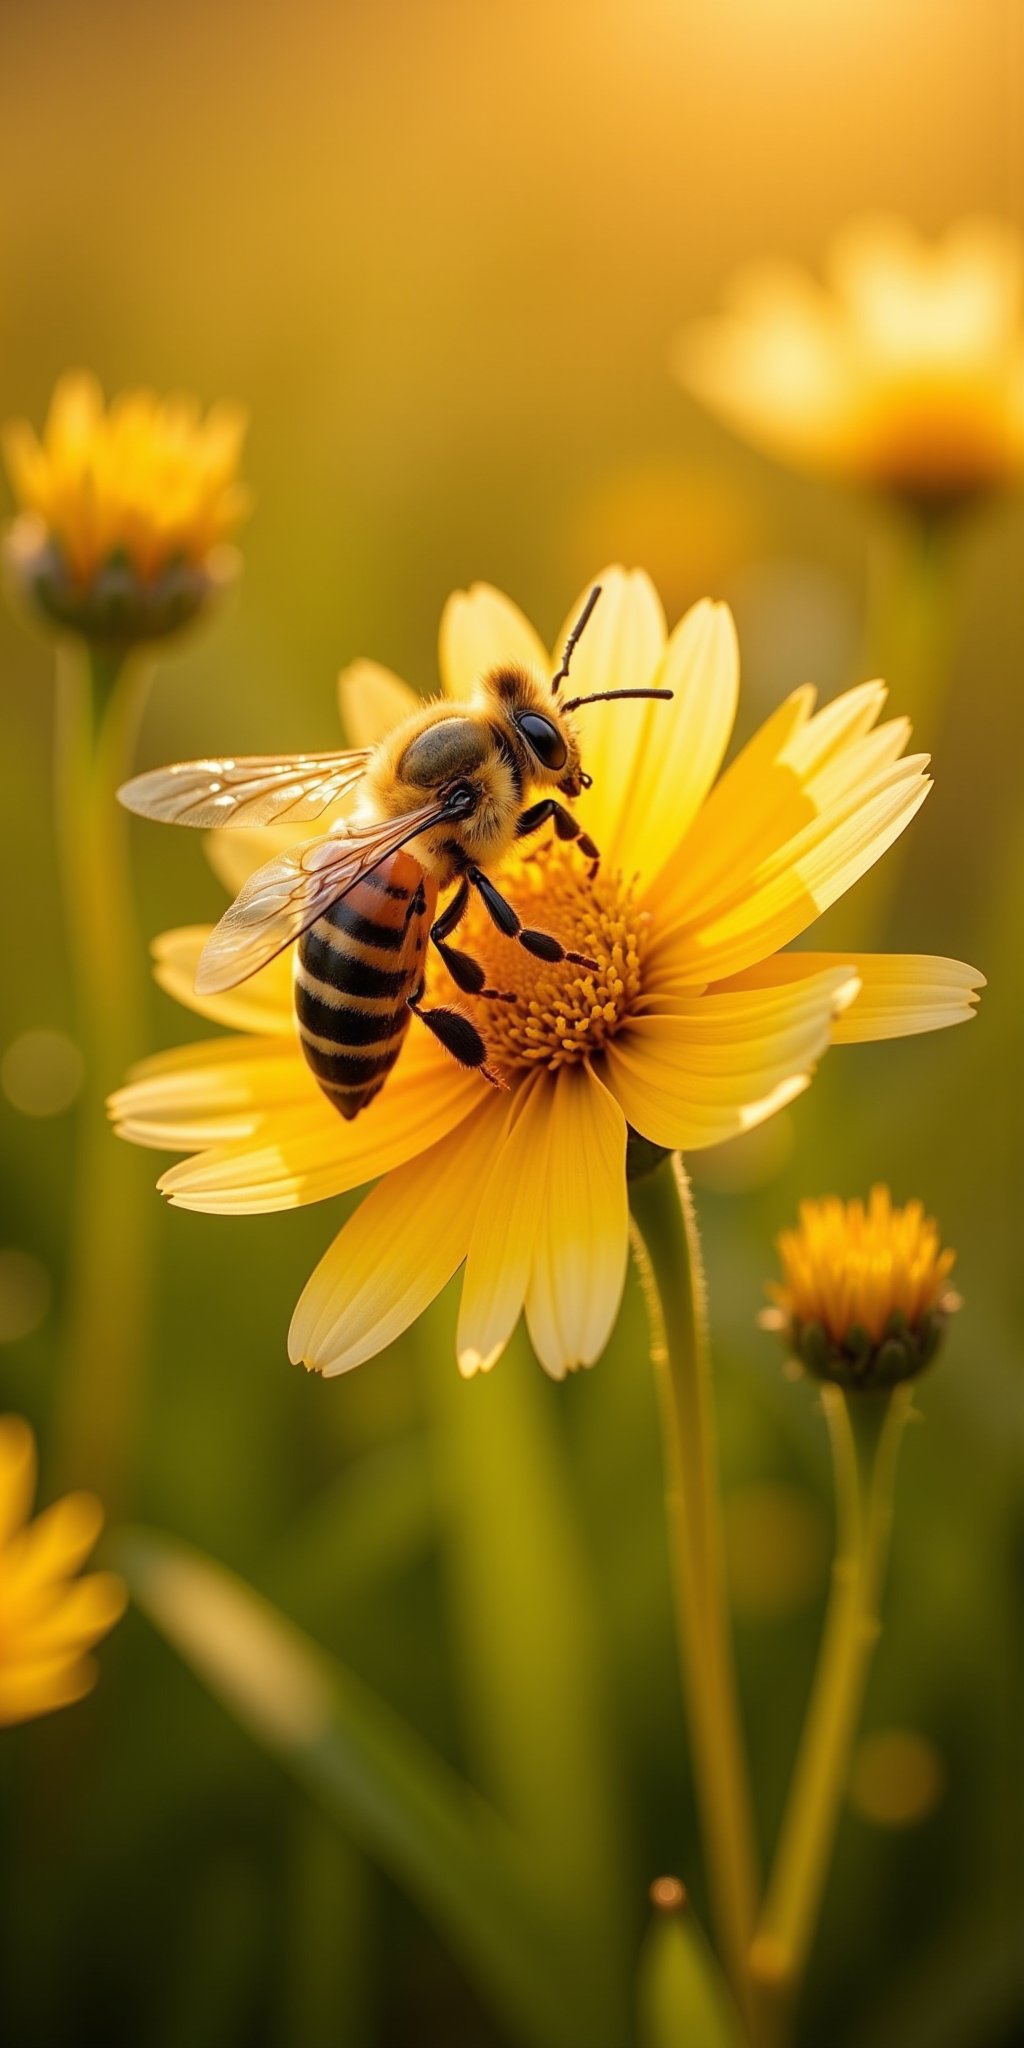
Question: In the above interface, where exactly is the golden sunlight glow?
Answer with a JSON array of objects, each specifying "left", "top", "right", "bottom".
[{"left": 0, "top": 1415, "right": 126, "bottom": 1726}]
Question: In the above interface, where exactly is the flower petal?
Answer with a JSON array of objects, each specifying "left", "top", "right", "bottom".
[
  {"left": 651, "top": 679, "right": 890, "bottom": 926},
  {"left": 0, "top": 1655, "right": 99, "bottom": 1726},
  {"left": 711, "top": 951, "right": 985, "bottom": 1041},
  {"left": 607, "top": 599, "right": 739, "bottom": 886},
  {"left": 153, "top": 927, "right": 295, "bottom": 1035},
  {"left": 0, "top": 1416, "right": 36, "bottom": 1549},
  {"left": 289, "top": 1093, "right": 509, "bottom": 1374},
  {"left": 555, "top": 567, "right": 667, "bottom": 850},
  {"left": 12, "top": 1574, "right": 127, "bottom": 1655},
  {"left": 438, "top": 583, "right": 549, "bottom": 700},
  {"left": 152, "top": 1032, "right": 483, "bottom": 1213},
  {"left": 603, "top": 966, "right": 860, "bottom": 1152},
  {"left": 110, "top": 1036, "right": 319, "bottom": 1150},
  {"left": 649, "top": 749, "right": 931, "bottom": 987},
  {"left": 337, "top": 659, "right": 420, "bottom": 747},
  {"left": 456, "top": 1077, "right": 553, "bottom": 1376},
  {"left": 672, "top": 263, "right": 850, "bottom": 474},
  {"left": 524, "top": 1063, "right": 629, "bottom": 1380}
]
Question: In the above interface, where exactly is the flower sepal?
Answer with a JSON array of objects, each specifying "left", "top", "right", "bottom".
[
  {"left": 5, "top": 513, "right": 240, "bottom": 652},
  {"left": 773, "top": 1299, "right": 955, "bottom": 1390}
]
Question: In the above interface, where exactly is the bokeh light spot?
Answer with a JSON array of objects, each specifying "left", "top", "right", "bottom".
[
  {"left": 2, "top": 1029, "right": 84, "bottom": 1118},
  {"left": 848, "top": 1728, "right": 946, "bottom": 1829},
  {"left": 0, "top": 1249, "right": 52, "bottom": 1343},
  {"left": 724, "top": 1480, "right": 829, "bottom": 1618}
]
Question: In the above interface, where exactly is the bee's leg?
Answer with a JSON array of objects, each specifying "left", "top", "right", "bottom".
[
  {"left": 468, "top": 866, "right": 598, "bottom": 971},
  {"left": 407, "top": 982, "right": 505, "bottom": 1090},
  {"left": 429, "top": 878, "right": 516, "bottom": 1003},
  {"left": 514, "top": 799, "right": 600, "bottom": 877}
]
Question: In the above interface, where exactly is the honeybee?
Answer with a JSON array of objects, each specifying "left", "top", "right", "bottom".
[{"left": 119, "top": 588, "right": 672, "bottom": 1118}]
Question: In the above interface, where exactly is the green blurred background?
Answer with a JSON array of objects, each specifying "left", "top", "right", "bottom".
[{"left": 0, "top": 2, "right": 1020, "bottom": 2043}]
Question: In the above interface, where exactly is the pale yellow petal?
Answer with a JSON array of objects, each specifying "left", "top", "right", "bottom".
[
  {"left": 337, "top": 659, "right": 420, "bottom": 748},
  {"left": 607, "top": 599, "right": 738, "bottom": 885},
  {"left": 711, "top": 952, "right": 985, "bottom": 1042},
  {"left": 602, "top": 967, "right": 859, "bottom": 1152},
  {"left": 652, "top": 679, "right": 894, "bottom": 927},
  {"left": 289, "top": 1094, "right": 508, "bottom": 1374},
  {"left": 438, "top": 583, "right": 549, "bottom": 700},
  {"left": 549, "top": 568, "right": 666, "bottom": 849},
  {"left": 649, "top": 685, "right": 817, "bottom": 924},
  {"left": 110, "top": 1037, "right": 318, "bottom": 1150},
  {"left": 649, "top": 755, "right": 931, "bottom": 987},
  {"left": 155, "top": 1034, "right": 483, "bottom": 1213},
  {"left": 672, "top": 270, "right": 851, "bottom": 474},
  {"left": 524, "top": 1064, "right": 628, "bottom": 1380},
  {"left": 456, "top": 1077, "right": 553, "bottom": 1376},
  {"left": 153, "top": 927, "right": 295, "bottom": 1035}
]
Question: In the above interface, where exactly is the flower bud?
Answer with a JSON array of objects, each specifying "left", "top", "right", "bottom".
[
  {"left": 3, "top": 373, "right": 248, "bottom": 650},
  {"left": 762, "top": 1186, "right": 959, "bottom": 1390}
]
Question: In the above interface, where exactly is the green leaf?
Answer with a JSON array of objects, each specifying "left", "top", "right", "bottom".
[
  {"left": 115, "top": 1525, "right": 589, "bottom": 2048},
  {"left": 638, "top": 1890, "right": 746, "bottom": 2048}
]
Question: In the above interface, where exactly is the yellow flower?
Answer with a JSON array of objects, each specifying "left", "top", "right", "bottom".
[
  {"left": 673, "top": 217, "right": 1024, "bottom": 505},
  {"left": 764, "top": 1186, "right": 959, "bottom": 1388},
  {"left": 0, "top": 1416, "right": 126, "bottom": 1725},
  {"left": 111, "top": 568, "right": 983, "bottom": 1381},
  {"left": 3, "top": 372, "right": 249, "bottom": 643}
]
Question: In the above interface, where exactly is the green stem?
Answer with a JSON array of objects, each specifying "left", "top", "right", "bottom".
[
  {"left": 750, "top": 1384, "right": 913, "bottom": 2035},
  {"left": 629, "top": 1155, "right": 760, "bottom": 2035},
  {"left": 51, "top": 638, "right": 153, "bottom": 1509}
]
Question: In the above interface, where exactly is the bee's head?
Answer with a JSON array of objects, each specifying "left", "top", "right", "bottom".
[
  {"left": 481, "top": 585, "right": 672, "bottom": 802},
  {"left": 479, "top": 663, "right": 585, "bottom": 797}
]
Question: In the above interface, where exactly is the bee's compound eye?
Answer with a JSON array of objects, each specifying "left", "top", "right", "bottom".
[{"left": 516, "top": 713, "right": 568, "bottom": 772}]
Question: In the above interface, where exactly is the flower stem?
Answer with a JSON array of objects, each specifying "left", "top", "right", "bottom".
[
  {"left": 52, "top": 638, "right": 153, "bottom": 1509},
  {"left": 629, "top": 1155, "right": 760, "bottom": 2033},
  {"left": 750, "top": 1383, "right": 913, "bottom": 2034}
]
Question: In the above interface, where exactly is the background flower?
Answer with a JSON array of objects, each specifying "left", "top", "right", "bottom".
[
  {"left": 673, "top": 217, "right": 1024, "bottom": 505},
  {"left": 4, "top": 373, "right": 249, "bottom": 643},
  {"left": 0, "top": 1416, "right": 125, "bottom": 1726}
]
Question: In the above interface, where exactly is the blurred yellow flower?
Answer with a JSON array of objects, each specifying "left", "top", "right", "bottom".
[
  {"left": 674, "top": 217, "right": 1024, "bottom": 504},
  {"left": 3, "top": 372, "right": 248, "bottom": 642},
  {"left": 0, "top": 1415, "right": 126, "bottom": 1725},
  {"left": 764, "top": 1185, "right": 959, "bottom": 1387},
  {"left": 111, "top": 569, "right": 982, "bottom": 1381}
]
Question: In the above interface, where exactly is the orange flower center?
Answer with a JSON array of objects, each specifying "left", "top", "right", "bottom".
[{"left": 448, "top": 838, "right": 649, "bottom": 1078}]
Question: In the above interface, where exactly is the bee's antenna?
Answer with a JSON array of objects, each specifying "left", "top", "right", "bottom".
[
  {"left": 551, "top": 584, "right": 602, "bottom": 695},
  {"left": 561, "top": 687, "right": 674, "bottom": 713}
]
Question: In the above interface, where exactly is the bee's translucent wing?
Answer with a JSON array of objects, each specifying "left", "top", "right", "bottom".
[
  {"left": 195, "top": 802, "right": 447, "bottom": 993},
  {"left": 118, "top": 749, "right": 373, "bottom": 829}
]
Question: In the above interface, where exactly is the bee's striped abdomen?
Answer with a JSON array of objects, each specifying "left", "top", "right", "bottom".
[{"left": 295, "top": 852, "right": 436, "bottom": 1120}]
